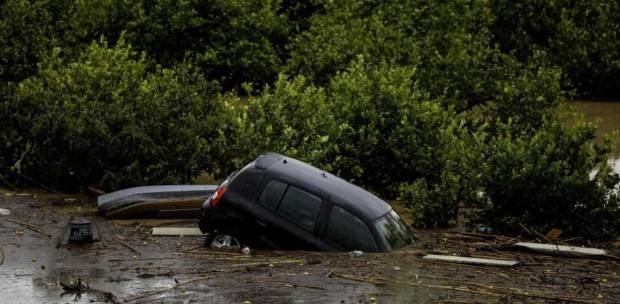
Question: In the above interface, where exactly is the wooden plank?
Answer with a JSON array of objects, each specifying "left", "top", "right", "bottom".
[
  {"left": 152, "top": 227, "right": 205, "bottom": 236},
  {"left": 422, "top": 254, "right": 519, "bottom": 267},
  {"left": 514, "top": 242, "right": 607, "bottom": 256}
]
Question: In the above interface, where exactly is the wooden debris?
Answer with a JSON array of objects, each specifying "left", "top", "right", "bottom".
[
  {"left": 93, "top": 217, "right": 107, "bottom": 247},
  {"left": 175, "top": 250, "right": 245, "bottom": 256},
  {"left": 545, "top": 228, "right": 563, "bottom": 240},
  {"left": 110, "top": 234, "right": 141, "bottom": 255},
  {"left": 228, "top": 259, "right": 305, "bottom": 268},
  {"left": 124, "top": 276, "right": 214, "bottom": 302},
  {"left": 422, "top": 254, "right": 519, "bottom": 267},
  {"left": 152, "top": 227, "right": 204, "bottom": 236},
  {"left": 4, "top": 218, "right": 52, "bottom": 238},
  {"left": 514, "top": 242, "right": 607, "bottom": 257}
]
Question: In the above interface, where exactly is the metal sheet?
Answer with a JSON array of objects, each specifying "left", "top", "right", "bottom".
[{"left": 97, "top": 185, "right": 217, "bottom": 214}]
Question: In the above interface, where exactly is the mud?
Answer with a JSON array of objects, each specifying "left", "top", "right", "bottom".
[{"left": 1, "top": 190, "right": 619, "bottom": 303}]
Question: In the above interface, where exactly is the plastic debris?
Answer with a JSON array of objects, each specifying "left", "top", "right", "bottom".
[
  {"left": 68, "top": 217, "right": 94, "bottom": 243},
  {"left": 348, "top": 250, "right": 364, "bottom": 257},
  {"left": 210, "top": 234, "right": 241, "bottom": 249},
  {"left": 545, "top": 228, "right": 563, "bottom": 240},
  {"left": 242, "top": 246, "right": 251, "bottom": 255},
  {"left": 0, "top": 208, "right": 10, "bottom": 216},
  {"left": 477, "top": 224, "right": 494, "bottom": 234}
]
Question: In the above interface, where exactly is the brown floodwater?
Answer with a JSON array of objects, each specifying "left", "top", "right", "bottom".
[{"left": 571, "top": 100, "right": 620, "bottom": 173}]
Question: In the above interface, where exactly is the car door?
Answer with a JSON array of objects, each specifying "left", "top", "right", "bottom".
[
  {"left": 253, "top": 179, "right": 328, "bottom": 250},
  {"left": 321, "top": 204, "right": 381, "bottom": 252}
]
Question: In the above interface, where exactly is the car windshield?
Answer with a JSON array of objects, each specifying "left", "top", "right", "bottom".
[{"left": 374, "top": 210, "right": 414, "bottom": 251}]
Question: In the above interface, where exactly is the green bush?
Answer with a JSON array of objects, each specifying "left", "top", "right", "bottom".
[
  {"left": 476, "top": 113, "right": 620, "bottom": 239},
  {"left": 236, "top": 60, "right": 482, "bottom": 202},
  {"left": 5, "top": 38, "right": 232, "bottom": 190},
  {"left": 0, "top": 0, "right": 71, "bottom": 85},
  {"left": 0, "top": 0, "right": 618, "bottom": 239},
  {"left": 490, "top": 0, "right": 620, "bottom": 98}
]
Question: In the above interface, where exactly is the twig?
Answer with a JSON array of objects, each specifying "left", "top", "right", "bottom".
[
  {"left": 175, "top": 250, "right": 244, "bottom": 256},
  {"left": 519, "top": 222, "right": 554, "bottom": 244},
  {"left": 272, "top": 282, "right": 325, "bottom": 290},
  {"left": 16, "top": 173, "right": 58, "bottom": 194},
  {"left": 108, "top": 257, "right": 175, "bottom": 262},
  {"left": 448, "top": 232, "right": 517, "bottom": 243},
  {"left": 124, "top": 276, "right": 214, "bottom": 302},
  {"left": 228, "top": 259, "right": 305, "bottom": 268},
  {"left": 184, "top": 244, "right": 205, "bottom": 252},
  {"left": 0, "top": 174, "right": 17, "bottom": 191},
  {"left": 93, "top": 217, "right": 106, "bottom": 247},
  {"left": 110, "top": 234, "right": 141, "bottom": 255},
  {"left": 4, "top": 218, "right": 52, "bottom": 238},
  {"left": 330, "top": 273, "right": 387, "bottom": 285}
]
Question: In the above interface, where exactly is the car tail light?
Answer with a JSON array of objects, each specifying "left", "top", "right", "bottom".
[{"left": 210, "top": 186, "right": 228, "bottom": 207}]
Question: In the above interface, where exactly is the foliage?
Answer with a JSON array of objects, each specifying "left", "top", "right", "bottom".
[
  {"left": 236, "top": 60, "right": 483, "bottom": 209},
  {"left": 0, "top": 0, "right": 618, "bottom": 238},
  {"left": 490, "top": 0, "right": 620, "bottom": 98},
  {"left": 477, "top": 113, "right": 620, "bottom": 239},
  {"left": 124, "top": 0, "right": 293, "bottom": 90},
  {"left": 6, "top": 38, "right": 230, "bottom": 190},
  {"left": 0, "top": 0, "right": 70, "bottom": 86}
]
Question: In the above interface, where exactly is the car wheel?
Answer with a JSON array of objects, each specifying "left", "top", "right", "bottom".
[{"left": 209, "top": 233, "right": 241, "bottom": 249}]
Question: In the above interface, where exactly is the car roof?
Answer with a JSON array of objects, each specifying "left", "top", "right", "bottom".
[{"left": 255, "top": 153, "right": 392, "bottom": 221}]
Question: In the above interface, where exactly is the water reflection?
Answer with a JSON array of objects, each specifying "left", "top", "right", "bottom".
[{"left": 572, "top": 101, "right": 620, "bottom": 174}]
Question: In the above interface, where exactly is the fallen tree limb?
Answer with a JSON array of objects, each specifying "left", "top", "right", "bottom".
[
  {"left": 4, "top": 218, "right": 52, "bottom": 238},
  {"left": 124, "top": 276, "right": 215, "bottom": 302},
  {"left": 174, "top": 250, "right": 244, "bottom": 256},
  {"left": 0, "top": 174, "right": 17, "bottom": 191},
  {"left": 228, "top": 259, "right": 305, "bottom": 268},
  {"left": 110, "top": 234, "right": 141, "bottom": 255}
]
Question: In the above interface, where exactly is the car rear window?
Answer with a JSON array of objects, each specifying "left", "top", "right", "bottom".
[
  {"left": 325, "top": 205, "right": 378, "bottom": 252},
  {"left": 258, "top": 180, "right": 287, "bottom": 210},
  {"left": 277, "top": 186, "right": 321, "bottom": 231}
]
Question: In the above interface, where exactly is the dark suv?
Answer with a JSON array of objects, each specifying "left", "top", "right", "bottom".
[{"left": 198, "top": 153, "right": 414, "bottom": 252}]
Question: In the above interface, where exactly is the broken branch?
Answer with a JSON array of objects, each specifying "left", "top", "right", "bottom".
[
  {"left": 110, "top": 234, "right": 141, "bottom": 255},
  {"left": 4, "top": 218, "right": 52, "bottom": 238}
]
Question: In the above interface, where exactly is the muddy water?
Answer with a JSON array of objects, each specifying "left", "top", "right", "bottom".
[
  {"left": 1, "top": 194, "right": 391, "bottom": 304},
  {"left": 571, "top": 101, "right": 620, "bottom": 173}
]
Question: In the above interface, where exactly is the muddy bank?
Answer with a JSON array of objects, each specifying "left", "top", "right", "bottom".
[{"left": 0, "top": 191, "right": 619, "bottom": 303}]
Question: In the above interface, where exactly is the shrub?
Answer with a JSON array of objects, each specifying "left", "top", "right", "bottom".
[
  {"left": 490, "top": 0, "right": 620, "bottom": 98},
  {"left": 477, "top": 113, "right": 620, "bottom": 239},
  {"left": 6, "top": 38, "right": 231, "bottom": 190},
  {"left": 237, "top": 59, "right": 482, "bottom": 203}
]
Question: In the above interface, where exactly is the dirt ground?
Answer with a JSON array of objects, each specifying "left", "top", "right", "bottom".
[{"left": 1, "top": 190, "right": 619, "bottom": 304}]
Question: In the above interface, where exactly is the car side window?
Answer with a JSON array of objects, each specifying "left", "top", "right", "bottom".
[
  {"left": 277, "top": 186, "right": 321, "bottom": 231},
  {"left": 325, "top": 205, "right": 378, "bottom": 252},
  {"left": 258, "top": 180, "right": 287, "bottom": 210}
]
